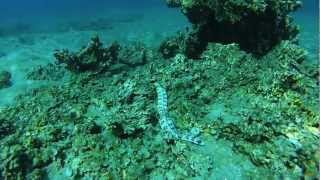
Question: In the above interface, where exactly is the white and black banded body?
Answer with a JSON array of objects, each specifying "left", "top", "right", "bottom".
[{"left": 155, "top": 83, "right": 204, "bottom": 145}]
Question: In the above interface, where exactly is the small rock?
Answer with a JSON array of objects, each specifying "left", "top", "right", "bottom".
[
  {"left": 0, "top": 52, "right": 6, "bottom": 58},
  {"left": 0, "top": 70, "right": 12, "bottom": 89}
]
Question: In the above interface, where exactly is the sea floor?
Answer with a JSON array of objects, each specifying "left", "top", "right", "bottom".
[{"left": 0, "top": 5, "right": 318, "bottom": 179}]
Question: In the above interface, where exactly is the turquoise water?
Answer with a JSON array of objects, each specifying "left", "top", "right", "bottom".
[
  {"left": 0, "top": 0, "right": 318, "bottom": 179},
  {"left": 293, "top": 0, "right": 319, "bottom": 63}
]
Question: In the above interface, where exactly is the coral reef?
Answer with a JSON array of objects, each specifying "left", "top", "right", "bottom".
[
  {"left": 0, "top": 33, "right": 318, "bottom": 179},
  {"left": 54, "top": 35, "right": 120, "bottom": 72},
  {"left": 117, "top": 42, "right": 148, "bottom": 67},
  {"left": 165, "top": 0, "right": 302, "bottom": 57},
  {"left": 0, "top": 0, "right": 318, "bottom": 178},
  {"left": 104, "top": 77, "right": 155, "bottom": 138},
  {"left": 54, "top": 36, "right": 149, "bottom": 74},
  {"left": 0, "top": 70, "right": 12, "bottom": 89},
  {"left": 201, "top": 42, "right": 319, "bottom": 178},
  {"left": 0, "top": 46, "right": 215, "bottom": 179},
  {"left": 159, "top": 31, "right": 186, "bottom": 58}
]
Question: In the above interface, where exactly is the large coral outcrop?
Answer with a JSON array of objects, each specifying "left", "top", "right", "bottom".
[
  {"left": 165, "top": 0, "right": 302, "bottom": 57},
  {"left": 54, "top": 36, "right": 149, "bottom": 73},
  {"left": 54, "top": 36, "right": 120, "bottom": 72}
]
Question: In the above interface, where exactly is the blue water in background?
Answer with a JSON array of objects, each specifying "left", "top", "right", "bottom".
[
  {"left": 0, "top": 0, "right": 164, "bottom": 23},
  {"left": 0, "top": 0, "right": 186, "bottom": 43},
  {"left": 0, "top": 0, "right": 317, "bottom": 35},
  {"left": 0, "top": 0, "right": 318, "bottom": 56},
  {"left": 293, "top": 0, "right": 319, "bottom": 62},
  {"left": 0, "top": 0, "right": 317, "bottom": 23}
]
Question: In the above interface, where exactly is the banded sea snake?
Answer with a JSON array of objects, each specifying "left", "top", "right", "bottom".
[{"left": 155, "top": 82, "right": 204, "bottom": 145}]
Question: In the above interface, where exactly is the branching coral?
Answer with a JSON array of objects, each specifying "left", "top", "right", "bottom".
[
  {"left": 54, "top": 35, "right": 120, "bottom": 72},
  {"left": 54, "top": 36, "right": 149, "bottom": 73}
]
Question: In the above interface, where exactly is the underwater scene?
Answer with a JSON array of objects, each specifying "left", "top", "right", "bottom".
[{"left": 0, "top": 0, "right": 319, "bottom": 179}]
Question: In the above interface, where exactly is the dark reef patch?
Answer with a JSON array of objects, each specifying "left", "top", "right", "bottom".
[
  {"left": 165, "top": 0, "right": 302, "bottom": 57},
  {"left": 0, "top": 70, "right": 12, "bottom": 89}
]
